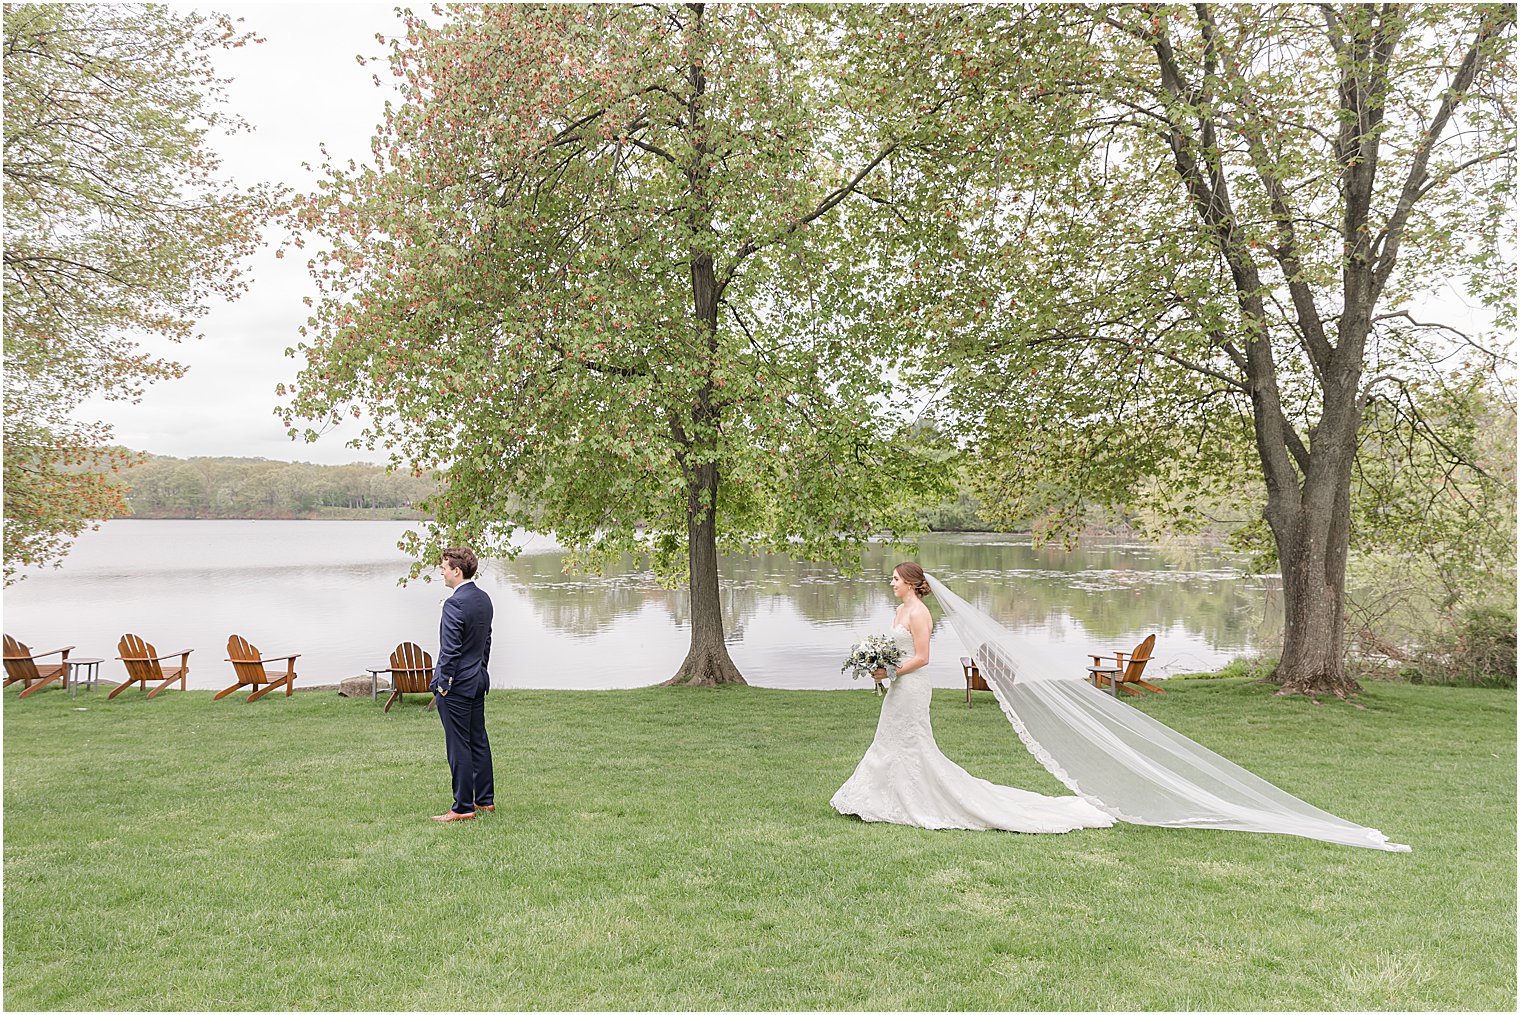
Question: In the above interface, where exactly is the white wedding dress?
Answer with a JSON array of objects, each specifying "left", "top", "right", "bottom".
[{"left": 831, "top": 624, "right": 1115, "bottom": 833}]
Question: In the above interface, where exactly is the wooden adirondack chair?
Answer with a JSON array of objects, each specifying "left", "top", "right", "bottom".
[
  {"left": 1087, "top": 634, "right": 1163, "bottom": 696},
  {"left": 959, "top": 656, "right": 992, "bottom": 707},
  {"left": 114, "top": 634, "right": 190, "bottom": 699},
  {"left": 218, "top": 635, "right": 298, "bottom": 702},
  {"left": 4, "top": 635, "right": 73, "bottom": 698},
  {"left": 374, "top": 642, "right": 435, "bottom": 714}
]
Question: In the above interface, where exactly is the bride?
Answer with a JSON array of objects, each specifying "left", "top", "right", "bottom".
[{"left": 830, "top": 562, "right": 1114, "bottom": 834}]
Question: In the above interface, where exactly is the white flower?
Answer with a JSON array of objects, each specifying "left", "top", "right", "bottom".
[{"left": 841, "top": 632, "right": 904, "bottom": 688}]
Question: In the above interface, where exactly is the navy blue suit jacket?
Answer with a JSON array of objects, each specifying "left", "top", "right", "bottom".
[{"left": 432, "top": 580, "right": 493, "bottom": 698}]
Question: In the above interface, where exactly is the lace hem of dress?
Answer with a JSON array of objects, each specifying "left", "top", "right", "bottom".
[
  {"left": 830, "top": 785, "right": 1100, "bottom": 835},
  {"left": 981, "top": 676, "right": 1150, "bottom": 826}
]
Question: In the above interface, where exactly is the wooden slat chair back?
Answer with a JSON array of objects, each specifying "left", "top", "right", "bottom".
[
  {"left": 114, "top": 634, "right": 190, "bottom": 699},
  {"left": 384, "top": 642, "right": 435, "bottom": 714},
  {"left": 1088, "top": 634, "right": 1163, "bottom": 696},
  {"left": 4, "top": 635, "right": 73, "bottom": 698},
  {"left": 217, "top": 635, "right": 298, "bottom": 702},
  {"left": 959, "top": 656, "right": 992, "bottom": 707}
]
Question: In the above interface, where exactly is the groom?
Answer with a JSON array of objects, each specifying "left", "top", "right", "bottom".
[{"left": 430, "top": 546, "right": 494, "bottom": 822}]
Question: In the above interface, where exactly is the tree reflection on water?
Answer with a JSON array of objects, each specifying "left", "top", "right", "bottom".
[
  {"left": 488, "top": 534, "right": 1282, "bottom": 664},
  {"left": 4, "top": 523, "right": 1280, "bottom": 689}
]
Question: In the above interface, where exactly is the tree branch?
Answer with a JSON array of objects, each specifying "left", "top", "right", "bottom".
[
  {"left": 1371, "top": 10, "right": 1514, "bottom": 297},
  {"left": 1029, "top": 329, "right": 1251, "bottom": 393},
  {"left": 1145, "top": 19, "right": 1307, "bottom": 504},
  {"left": 1205, "top": 4, "right": 1335, "bottom": 372},
  {"left": 718, "top": 139, "right": 900, "bottom": 293}
]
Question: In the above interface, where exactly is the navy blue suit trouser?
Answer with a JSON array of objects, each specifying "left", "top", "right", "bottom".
[{"left": 437, "top": 691, "right": 493, "bottom": 814}]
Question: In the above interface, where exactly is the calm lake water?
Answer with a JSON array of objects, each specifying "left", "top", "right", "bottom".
[{"left": 4, "top": 521, "right": 1281, "bottom": 691}]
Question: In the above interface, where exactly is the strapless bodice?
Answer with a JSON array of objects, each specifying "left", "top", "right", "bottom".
[{"left": 890, "top": 623, "right": 914, "bottom": 657}]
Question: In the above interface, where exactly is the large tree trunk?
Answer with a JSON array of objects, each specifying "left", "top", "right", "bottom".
[
  {"left": 663, "top": 456, "right": 745, "bottom": 686},
  {"left": 1269, "top": 502, "right": 1360, "bottom": 699},
  {"left": 662, "top": 238, "right": 745, "bottom": 686},
  {"left": 1264, "top": 364, "right": 1365, "bottom": 700}
]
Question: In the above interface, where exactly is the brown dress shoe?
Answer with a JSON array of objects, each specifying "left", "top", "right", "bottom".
[
  {"left": 430, "top": 810, "right": 476, "bottom": 822},
  {"left": 476, "top": 804, "right": 495, "bottom": 812}
]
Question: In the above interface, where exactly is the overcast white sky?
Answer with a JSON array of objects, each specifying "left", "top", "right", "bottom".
[
  {"left": 71, "top": 3, "right": 1503, "bottom": 467},
  {"left": 72, "top": 3, "right": 409, "bottom": 465}
]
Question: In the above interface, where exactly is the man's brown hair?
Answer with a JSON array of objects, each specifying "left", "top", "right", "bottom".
[{"left": 442, "top": 547, "right": 478, "bottom": 579}]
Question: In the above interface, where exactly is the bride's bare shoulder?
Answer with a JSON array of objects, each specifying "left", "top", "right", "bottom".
[{"left": 896, "top": 602, "right": 933, "bottom": 631}]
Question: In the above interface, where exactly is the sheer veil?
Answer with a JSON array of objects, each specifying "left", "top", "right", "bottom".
[{"left": 927, "top": 576, "right": 1410, "bottom": 852}]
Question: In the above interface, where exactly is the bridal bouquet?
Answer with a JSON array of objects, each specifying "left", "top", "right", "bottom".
[{"left": 842, "top": 633, "right": 903, "bottom": 695}]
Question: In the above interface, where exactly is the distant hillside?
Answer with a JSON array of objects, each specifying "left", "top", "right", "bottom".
[{"left": 114, "top": 453, "right": 438, "bottom": 520}]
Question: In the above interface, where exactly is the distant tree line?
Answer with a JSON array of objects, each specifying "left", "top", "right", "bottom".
[
  {"left": 119, "top": 450, "right": 1007, "bottom": 529},
  {"left": 116, "top": 454, "right": 437, "bottom": 519}
]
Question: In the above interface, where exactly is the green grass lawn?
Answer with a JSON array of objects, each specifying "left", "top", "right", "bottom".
[{"left": 4, "top": 679, "right": 1514, "bottom": 1011}]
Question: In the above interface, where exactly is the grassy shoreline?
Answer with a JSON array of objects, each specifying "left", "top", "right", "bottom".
[{"left": 4, "top": 680, "right": 1514, "bottom": 1010}]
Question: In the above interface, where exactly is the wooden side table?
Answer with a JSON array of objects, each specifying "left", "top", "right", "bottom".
[
  {"left": 68, "top": 657, "right": 103, "bottom": 698},
  {"left": 1086, "top": 663, "right": 1123, "bottom": 697},
  {"left": 364, "top": 667, "right": 388, "bottom": 701}
]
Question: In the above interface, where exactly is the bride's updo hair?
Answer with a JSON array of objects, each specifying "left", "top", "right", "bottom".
[{"left": 894, "top": 562, "right": 931, "bottom": 597}]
